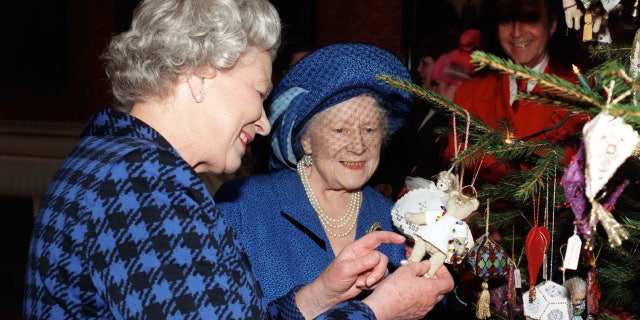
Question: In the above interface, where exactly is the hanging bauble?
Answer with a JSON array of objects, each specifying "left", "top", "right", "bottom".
[
  {"left": 560, "top": 145, "right": 591, "bottom": 239},
  {"left": 467, "top": 234, "right": 510, "bottom": 281},
  {"left": 525, "top": 226, "right": 550, "bottom": 302},
  {"left": 522, "top": 281, "right": 572, "bottom": 320},
  {"left": 582, "top": 112, "right": 639, "bottom": 199}
]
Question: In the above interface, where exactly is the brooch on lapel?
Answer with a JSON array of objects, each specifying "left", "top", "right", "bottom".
[{"left": 366, "top": 222, "right": 383, "bottom": 234}]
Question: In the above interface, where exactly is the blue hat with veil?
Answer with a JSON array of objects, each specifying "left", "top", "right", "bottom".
[{"left": 267, "top": 43, "right": 413, "bottom": 171}]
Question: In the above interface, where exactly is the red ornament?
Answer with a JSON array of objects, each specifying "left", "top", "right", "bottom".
[
  {"left": 525, "top": 226, "right": 550, "bottom": 301},
  {"left": 587, "top": 268, "right": 601, "bottom": 316}
]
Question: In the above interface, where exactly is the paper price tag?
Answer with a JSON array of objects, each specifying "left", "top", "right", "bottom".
[
  {"left": 514, "top": 269, "right": 522, "bottom": 289},
  {"left": 563, "top": 234, "right": 582, "bottom": 270}
]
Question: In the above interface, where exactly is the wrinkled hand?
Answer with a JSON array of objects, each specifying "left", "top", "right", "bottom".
[
  {"left": 295, "top": 231, "right": 406, "bottom": 318},
  {"left": 563, "top": 0, "right": 583, "bottom": 30},
  {"left": 363, "top": 262, "right": 454, "bottom": 320}
]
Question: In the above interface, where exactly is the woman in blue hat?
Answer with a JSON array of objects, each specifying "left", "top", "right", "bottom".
[{"left": 215, "top": 43, "right": 453, "bottom": 318}]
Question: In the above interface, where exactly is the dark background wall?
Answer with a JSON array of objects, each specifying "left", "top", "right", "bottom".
[
  {"left": 0, "top": 0, "right": 403, "bottom": 124},
  {"left": 0, "top": 0, "right": 470, "bottom": 124}
]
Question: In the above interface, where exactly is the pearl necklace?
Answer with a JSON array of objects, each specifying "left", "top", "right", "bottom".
[{"left": 297, "top": 160, "right": 361, "bottom": 238}]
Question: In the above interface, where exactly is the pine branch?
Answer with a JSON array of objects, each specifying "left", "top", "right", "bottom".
[
  {"left": 470, "top": 51, "right": 605, "bottom": 107},
  {"left": 377, "top": 74, "right": 493, "bottom": 133},
  {"left": 588, "top": 45, "right": 632, "bottom": 71}
]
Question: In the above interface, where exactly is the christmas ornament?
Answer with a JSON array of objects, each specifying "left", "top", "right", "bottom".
[
  {"left": 631, "top": 28, "right": 640, "bottom": 78},
  {"left": 583, "top": 10, "right": 594, "bottom": 42},
  {"left": 525, "top": 193, "right": 551, "bottom": 303},
  {"left": 467, "top": 203, "right": 510, "bottom": 319},
  {"left": 390, "top": 176, "right": 452, "bottom": 237},
  {"left": 523, "top": 281, "right": 572, "bottom": 320},
  {"left": 563, "top": 0, "right": 583, "bottom": 30},
  {"left": 468, "top": 234, "right": 510, "bottom": 319},
  {"left": 561, "top": 144, "right": 630, "bottom": 250},
  {"left": 468, "top": 234, "right": 510, "bottom": 283},
  {"left": 583, "top": 113, "right": 639, "bottom": 198},
  {"left": 563, "top": 277, "right": 587, "bottom": 320},
  {"left": 525, "top": 225, "right": 550, "bottom": 302},
  {"left": 582, "top": 112, "right": 638, "bottom": 247},
  {"left": 596, "top": 22, "right": 612, "bottom": 47},
  {"left": 631, "top": 28, "right": 640, "bottom": 106},
  {"left": 561, "top": 145, "right": 592, "bottom": 241},
  {"left": 586, "top": 265, "right": 601, "bottom": 317}
]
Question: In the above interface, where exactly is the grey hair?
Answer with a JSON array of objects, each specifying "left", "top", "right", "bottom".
[{"left": 103, "top": 0, "right": 281, "bottom": 112}]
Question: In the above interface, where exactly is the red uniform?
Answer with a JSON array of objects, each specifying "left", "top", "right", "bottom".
[{"left": 444, "top": 62, "right": 586, "bottom": 184}]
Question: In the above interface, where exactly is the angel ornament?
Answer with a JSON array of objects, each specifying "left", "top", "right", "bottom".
[
  {"left": 391, "top": 171, "right": 459, "bottom": 237},
  {"left": 391, "top": 171, "right": 478, "bottom": 278}
]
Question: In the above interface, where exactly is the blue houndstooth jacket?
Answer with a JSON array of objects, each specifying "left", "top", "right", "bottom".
[{"left": 23, "top": 108, "right": 375, "bottom": 319}]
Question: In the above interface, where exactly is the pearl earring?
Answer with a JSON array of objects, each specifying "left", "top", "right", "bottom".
[{"left": 195, "top": 92, "right": 205, "bottom": 103}]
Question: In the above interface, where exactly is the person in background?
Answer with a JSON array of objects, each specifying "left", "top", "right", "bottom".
[
  {"left": 214, "top": 43, "right": 454, "bottom": 318},
  {"left": 22, "top": 1, "right": 450, "bottom": 319},
  {"left": 414, "top": 31, "right": 460, "bottom": 94},
  {"left": 443, "top": 0, "right": 586, "bottom": 185},
  {"left": 431, "top": 29, "right": 481, "bottom": 101}
]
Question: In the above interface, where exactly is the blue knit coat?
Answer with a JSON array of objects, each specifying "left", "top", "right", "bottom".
[{"left": 215, "top": 168, "right": 405, "bottom": 304}]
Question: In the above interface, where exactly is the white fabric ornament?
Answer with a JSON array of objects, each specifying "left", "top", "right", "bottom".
[
  {"left": 391, "top": 182, "right": 449, "bottom": 237},
  {"left": 582, "top": 113, "right": 639, "bottom": 199},
  {"left": 523, "top": 281, "right": 571, "bottom": 320},
  {"left": 563, "top": 0, "right": 583, "bottom": 30}
]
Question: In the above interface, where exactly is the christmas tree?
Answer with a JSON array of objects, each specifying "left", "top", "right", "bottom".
[{"left": 379, "top": 26, "right": 640, "bottom": 320}]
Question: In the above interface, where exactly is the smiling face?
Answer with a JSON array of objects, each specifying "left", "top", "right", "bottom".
[
  {"left": 497, "top": 3, "right": 556, "bottom": 68},
  {"left": 196, "top": 47, "right": 273, "bottom": 173},
  {"left": 301, "top": 95, "right": 386, "bottom": 191}
]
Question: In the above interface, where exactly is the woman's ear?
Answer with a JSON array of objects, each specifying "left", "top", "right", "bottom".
[
  {"left": 187, "top": 74, "right": 205, "bottom": 103},
  {"left": 301, "top": 136, "right": 312, "bottom": 154}
]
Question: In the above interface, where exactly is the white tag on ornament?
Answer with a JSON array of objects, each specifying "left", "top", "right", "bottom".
[
  {"left": 514, "top": 269, "right": 522, "bottom": 289},
  {"left": 563, "top": 234, "right": 582, "bottom": 270}
]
